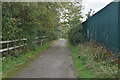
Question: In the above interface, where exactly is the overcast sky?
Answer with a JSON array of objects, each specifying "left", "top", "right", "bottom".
[
  {"left": 82, "top": 0, "right": 113, "bottom": 14},
  {"left": 81, "top": 0, "right": 114, "bottom": 21}
]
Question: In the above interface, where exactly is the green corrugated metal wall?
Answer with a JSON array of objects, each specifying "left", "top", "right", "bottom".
[
  {"left": 83, "top": 2, "right": 120, "bottom": 53},
  {"left": 118, "top": 2, "right": 120, "bottom": 53}
]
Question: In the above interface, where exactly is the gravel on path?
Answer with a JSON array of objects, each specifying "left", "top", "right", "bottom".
[{"left": 13, "top": 39, "right": 76, "bottom": 78}]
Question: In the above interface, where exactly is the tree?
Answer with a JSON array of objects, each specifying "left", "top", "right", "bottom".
[
  {"left": 56, "top": 1, "right": 85, "bottom": 45},
  {"left": 2, "top": 2, "right": 60, "bottom": 50},
  {"left": 86, "top": 9, "right": 95, "bottom": 19},
  {"left": 56, "top": 2, "right": 83, "bottom": 38}
]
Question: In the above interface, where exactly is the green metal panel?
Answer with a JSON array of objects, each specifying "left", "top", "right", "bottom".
[
  {"left": 118, "top": 2, "right": 120, "bottom": 54},
  {"left": 83, "top": 2, "right": 119, "bottom": 53}
]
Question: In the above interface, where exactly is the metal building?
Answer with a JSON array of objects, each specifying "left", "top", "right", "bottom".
[{"left": 83, "top": 1, "right": 120, "bottom": 53}]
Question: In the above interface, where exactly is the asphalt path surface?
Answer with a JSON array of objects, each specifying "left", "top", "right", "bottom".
[{"left": 14, "top": 39, "right": 76, "bottom": 78}]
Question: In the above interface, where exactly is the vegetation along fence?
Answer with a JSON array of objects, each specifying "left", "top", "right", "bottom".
[
  {"left": 83, "top": 1, "right": 120, "bottom": 55},
  {"left": 0, "top": 36, "right": 49, "bottom": 58}
]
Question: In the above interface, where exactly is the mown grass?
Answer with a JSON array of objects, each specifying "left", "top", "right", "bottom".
[
  {"left": 68, "top": 43, "right": 95, "bottom": 78},
  {"left": 2, "top": 41, "right": 53, "bottom": 78}
]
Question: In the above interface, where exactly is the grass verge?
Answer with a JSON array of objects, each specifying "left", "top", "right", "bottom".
[
  {"left": 2, "top": 41, "right": 53, "bottom": 78},
  {"left": 68, "top": 43, "right": 95, "bottom": 78},
  {"left": 78, "top": 42, "right": 119, "bottom": 78},
  {"left": 69, "top": 41, "right": 119, "bottom": 78}
]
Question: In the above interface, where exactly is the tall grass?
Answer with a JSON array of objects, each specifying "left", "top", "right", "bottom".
[
  {"left": 78, "top": 42, "right": 119, "bottom": 78},
  {"left": 68, "top": 43, "right": 95, "bottom": 78},
  {"left": 69, "top": 41, "right": 119, "bottom": 78}
]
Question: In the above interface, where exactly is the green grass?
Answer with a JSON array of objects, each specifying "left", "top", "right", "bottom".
[
  {"left": 68, "top": 42, "right": 119, "bottom": 78},
  {"left": 78, "top": 42, "right": 119, "bottom": 78},
  {"left": 0, "top": 60, "right": 2, "bottom": 79},
  {"left": 68, "top": 43, "right": 95, "bottom": 78},
  {"left": 2, "top": 41, "right": 53, "bottom": 78}
]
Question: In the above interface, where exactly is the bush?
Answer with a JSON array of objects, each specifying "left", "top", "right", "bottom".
[{"left": 68, "top": 23, "right": 86, "bottom": 45}]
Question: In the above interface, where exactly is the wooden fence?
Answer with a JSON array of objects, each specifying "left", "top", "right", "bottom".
[
  {"left": 0, "top": 36, "right": 48, "bottom": 53},
  {"left": 0, "top": 38, "right": 27, "bottom": 53}
]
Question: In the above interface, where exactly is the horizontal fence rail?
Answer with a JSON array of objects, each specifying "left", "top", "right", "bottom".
[
  {"left": 0, "top": 38, "right": 27, "bottom": 44},
  {"left": 0, "top": 44, "right": 27, "bottom": 53},
  {"left": 0, "top": 36, "right": 49, "bottom": 53},
  {"left": 0, "top": 38, "right": 27, "bottom": 53}
]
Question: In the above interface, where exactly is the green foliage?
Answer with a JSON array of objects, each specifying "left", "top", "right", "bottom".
[
  {"left": 68, "top": 23, "right": 86, "bottom": 45},
  {"left": 2, "top": 17, "right": 22, "bottom": 40},
  {"left": 63, "top": 2, "right": 85, "bottom": 45},
  {"left": 2, "top": 2, "right": 59, "bottom": 50},
  {"left": 68, "top": 43, "right": 95, "bottom": 78},
  {"left": 56, "top": 2, "right": 83, "bottom": 38},
  {"left": 2, "top": 41, "right": 52, "bottom": 78},
  {"left": 68, "top": 42, "right": 119, "bottom": 78},
  {"left": 78, "top": 42, "right": 119, "bottom": 78}
]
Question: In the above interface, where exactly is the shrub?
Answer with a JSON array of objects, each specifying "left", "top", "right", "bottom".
[{"left": 68, "top": 23, "right": 86, "bottom": 45}]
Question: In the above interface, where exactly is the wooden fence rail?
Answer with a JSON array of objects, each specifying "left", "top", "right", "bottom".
[
  {"left": 0, "top": 36, "right": 48, "bottom": 53},
  {"left": 0, "top": 39, "right": 27, "bottom": 53},
  {"left": 0, "top": 38, "right": 27, "bottom": 44},
  {"left": 0, "top": 44, "right": 27, "bottom": 53}
]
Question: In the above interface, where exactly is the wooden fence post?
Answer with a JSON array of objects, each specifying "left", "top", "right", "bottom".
[{"left": 7, "top": 42, "right": 9, "bottom": 55}]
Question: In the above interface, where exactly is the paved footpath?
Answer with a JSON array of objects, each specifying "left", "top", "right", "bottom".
[{"left": 13, "top": 39, "right": 76, "bottom": 78}]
